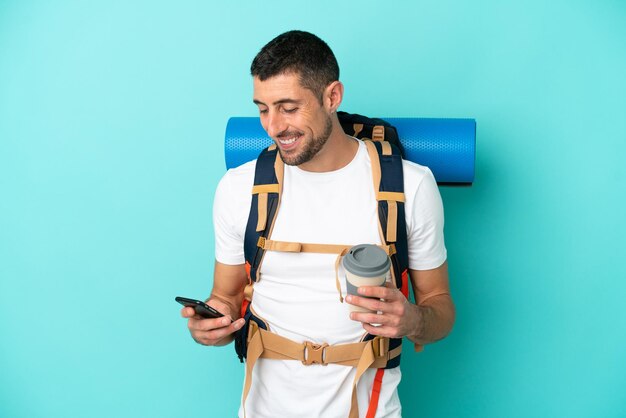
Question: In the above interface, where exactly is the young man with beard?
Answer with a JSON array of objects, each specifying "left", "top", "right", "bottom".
[{"left": 181, "top": 30, "right": 455, "bottom": 417}]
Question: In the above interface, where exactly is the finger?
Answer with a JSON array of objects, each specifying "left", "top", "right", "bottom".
[
  {"left": 195, "top": 318, "right": 245, "bottom": 344},
  {"left": 357, "top": 284, "right": 400, "bottom": 300},
  {"left": 188, "top": 316, "right": 232, "bottom": 332},
  {"left": 350, "top": 311, "right": 394, "bottom": 326},
  {"left": 346, "top": 295, "right": 392, "bottom": 314},
  {"left": 361, "top": 323, "right": 399, "bottom": 338}
]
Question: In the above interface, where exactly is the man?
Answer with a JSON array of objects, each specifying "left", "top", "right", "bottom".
[{"left": 181, "top": 30, "right": 455, "bottom": 417}]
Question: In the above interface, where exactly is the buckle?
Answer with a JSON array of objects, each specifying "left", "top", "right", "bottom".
[
  {"left": 372, "top": 337, "right": 389, "bottom": 359},
  {"left": 372, "top": 125, "right": 385, "bottom": 142},
  {"left": 257, "top": 237, "right": 266, "bottom": 249},
  {"left": 302, "top": 341, "right": 329, "bottom": 366}
]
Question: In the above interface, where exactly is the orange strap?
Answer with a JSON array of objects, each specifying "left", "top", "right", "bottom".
[
  {"left": 400, "top": 269, "right": 409, "bottom": 298},
  {"left": 365, "top": 368, "right": 386, "bottom": 418}
]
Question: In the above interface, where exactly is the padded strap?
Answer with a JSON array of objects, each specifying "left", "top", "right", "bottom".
[
  {"left": 245, "top": 147, "right": 285, "bottom": 281},
  {"left": 364, "top": 140, "right": 406, "bottom": 244}
]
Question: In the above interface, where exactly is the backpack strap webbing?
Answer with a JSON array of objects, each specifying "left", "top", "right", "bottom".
[
  {"left": 242, "top": 321, "right": 402, "bottom": 418},
  {"left": 243, "top": 144, "right": 284, "bottom": 283}
]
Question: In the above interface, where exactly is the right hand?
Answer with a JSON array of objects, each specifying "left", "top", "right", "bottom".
[{"left": 181, "top": 298, "right": 245, "bottom": 346}]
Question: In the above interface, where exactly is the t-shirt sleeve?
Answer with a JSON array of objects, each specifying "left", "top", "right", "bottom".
[
  {"left": 406, "top": 166, "right": 447, "bottom": 270},
  {"left": 213, "top": 172, "right": 246, "bottom": 265}
]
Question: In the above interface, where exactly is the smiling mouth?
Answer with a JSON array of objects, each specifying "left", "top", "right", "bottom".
[
  {"left": 276, "top": 131, "right": 303, "bottom": 148},
  {"left": 278, "top": 136, "right": 298, "bottom": 145}
]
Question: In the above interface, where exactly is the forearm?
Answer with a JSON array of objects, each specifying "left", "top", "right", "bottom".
[
  {"left": 207, "top": 261, "right": 247, "bottom": 318},
  {"left": 207, "top": 288, "right": 244, "bottom": 320},
  {"left": 407, "top": 294, "right": 455, "bottom": 346},
  {"left": 191, "top": 262, "right": 248, "bottom": 347}
]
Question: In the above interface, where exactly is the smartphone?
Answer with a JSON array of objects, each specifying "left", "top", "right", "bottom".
[{"left": 175, "top": 296, "right": 229, "bottom": 320}]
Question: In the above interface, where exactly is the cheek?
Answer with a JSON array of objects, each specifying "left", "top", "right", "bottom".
[{"left": 299, "top": 110, "right": 325, "bottom": 134}]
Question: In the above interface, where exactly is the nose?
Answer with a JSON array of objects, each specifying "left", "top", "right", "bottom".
[{"left": 264, "top": 111, "right": 287, "bottom": 138}]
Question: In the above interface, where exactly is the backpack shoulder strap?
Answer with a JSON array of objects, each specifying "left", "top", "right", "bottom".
[
  {"left": 243, "top": 144, "right": 284, "bottom": 282},
  {"left": 363, "top": 140, "right": 409, "bottom": 281},
  {"left": 363, "top": 140, "right": 410, "bottom": 369}
]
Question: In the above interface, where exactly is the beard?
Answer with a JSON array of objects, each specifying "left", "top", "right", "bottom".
[{"left": 276, "top": 116, "right": 333, "bottom": 166}]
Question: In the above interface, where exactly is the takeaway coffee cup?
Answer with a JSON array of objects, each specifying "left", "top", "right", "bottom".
[{"left": 342, "top": 244, "right": 391, "bottom": 313}]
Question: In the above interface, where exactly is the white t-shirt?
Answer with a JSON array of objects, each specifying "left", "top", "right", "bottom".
[{"left": 214, "top": 140, "right": 447, "bottom": 418}]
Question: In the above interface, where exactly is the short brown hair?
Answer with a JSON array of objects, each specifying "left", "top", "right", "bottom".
[{"left": 250, "top": 30, "right": 340, "bottom": 101}]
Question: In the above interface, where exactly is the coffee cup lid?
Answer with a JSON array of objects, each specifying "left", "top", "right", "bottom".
[{"left": 342, "top": 244, "right": 391, "bottom": 277}]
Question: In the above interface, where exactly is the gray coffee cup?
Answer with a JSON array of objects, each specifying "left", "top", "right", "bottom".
[{"left": 342, "top": 244, "right": 391, "bottom": 312}]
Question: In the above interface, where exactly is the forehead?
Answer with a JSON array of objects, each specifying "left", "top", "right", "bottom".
[{"left": 252, "top": 73, "right": 313, "bottom": 103}]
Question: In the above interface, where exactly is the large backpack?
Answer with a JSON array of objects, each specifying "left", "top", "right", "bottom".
[{"left": 235, "top": 114, "right": 411, "bottom": 418}]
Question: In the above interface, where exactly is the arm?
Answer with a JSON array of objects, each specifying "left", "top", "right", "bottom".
[
  {"left": 181, "top": 261, "right": 248, "bottom": 346},
  {"left": 406, "top": 261, "right": 455, "bottom": 345},
  {"left": 346, "top": 261, "right": 455, "bottom": 346}
]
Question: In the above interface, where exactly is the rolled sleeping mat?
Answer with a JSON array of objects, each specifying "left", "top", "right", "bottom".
[{"left": 224, "top": 117, "right": 476, "bottom": 184}]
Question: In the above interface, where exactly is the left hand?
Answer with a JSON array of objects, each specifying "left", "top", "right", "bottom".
[{"left": 346, "top": 282, "right": 421, "bottom": 338}]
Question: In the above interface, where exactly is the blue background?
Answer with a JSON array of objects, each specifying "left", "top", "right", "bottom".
[{"left": 1, "top": 1, "right": 625, "bottom": 417}]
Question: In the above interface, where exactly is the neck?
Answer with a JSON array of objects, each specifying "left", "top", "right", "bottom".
[{"left": 297, "top": 118, "right": 358, "bottom": 172}]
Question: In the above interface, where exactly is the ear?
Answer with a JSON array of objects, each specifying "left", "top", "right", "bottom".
[{"left": 323, "top": 81, "right": 344, "bottom": 113}]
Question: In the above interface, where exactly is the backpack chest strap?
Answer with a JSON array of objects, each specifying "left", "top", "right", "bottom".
[
  {"left": 257, "top": 238, "right": 351, "bottom": 254},
  {"left": 256, "top": 238, "right": 397, "bottom": 303},
  {"left": 257, "top": 237, "right": 396, "bottom": 256}
]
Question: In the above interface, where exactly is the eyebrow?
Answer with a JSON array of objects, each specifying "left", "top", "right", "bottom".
[{"left": 253, "top": 98, "right": 302, "bottom": 106}]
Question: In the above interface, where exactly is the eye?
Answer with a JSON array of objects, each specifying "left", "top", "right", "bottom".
[
  {"left": 259, "top": 108, "right": 268, "bottom": 115},
  {"left": 283, "top": 107, "right": 298, "bottom": 114}
]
